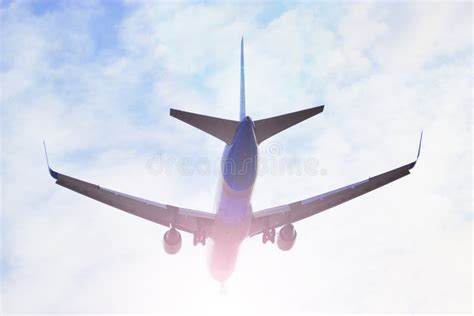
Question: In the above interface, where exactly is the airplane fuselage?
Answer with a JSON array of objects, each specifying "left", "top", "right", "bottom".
[{"left": 209, "top": 117, "right": 257, "bottom": 282}]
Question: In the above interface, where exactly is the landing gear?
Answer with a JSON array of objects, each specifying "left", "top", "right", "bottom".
[
  {"left": 193, "top": 231, "right": 206, "bottom": 246},
  {"left": 262, "top": 228, "right": 276, "bottom": 244},
  {"left": 219, "top": 283, "right": 227, "bottom": 295}
]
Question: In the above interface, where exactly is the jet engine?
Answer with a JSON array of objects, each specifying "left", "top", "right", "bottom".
[
  {"left": 163, "top": 228, "right": 182, "bottom": 255},
  {"left": 277, "top": 224, "right": 297, "bottom": 251}
]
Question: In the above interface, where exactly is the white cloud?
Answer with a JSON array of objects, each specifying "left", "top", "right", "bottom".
[{"left": 1, "top": 0, "right": 472, "bottom": 314}]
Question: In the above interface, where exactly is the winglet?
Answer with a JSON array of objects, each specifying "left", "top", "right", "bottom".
[
  {"left": 410, "top": 131, "right": 423, "bottom": 169},
  {"left": 417, "top": 131, "right": 423, "bottom": 160},
  {"left": 43, "top": 141, "right": 58, "bottom": 179}
]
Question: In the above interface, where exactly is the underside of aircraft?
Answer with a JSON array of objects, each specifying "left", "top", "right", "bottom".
[{"left": 44, "top": 38, "right": 422, "bottom": 283}]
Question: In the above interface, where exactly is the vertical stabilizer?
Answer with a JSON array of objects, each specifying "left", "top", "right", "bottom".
[{"left": 240, "top": 37, "right": 246, "bottom": 121}]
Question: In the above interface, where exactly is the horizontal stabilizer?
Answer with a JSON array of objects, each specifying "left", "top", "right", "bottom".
[
  {"left": 254, "top": 105, "right": 324, "bottom": 144},
  {"left": 170, "top": 109, "right": 240, "bottom": 144}
]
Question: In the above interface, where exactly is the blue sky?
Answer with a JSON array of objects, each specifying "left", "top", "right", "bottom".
[{"left": 1, "top": 0, "right": 472, "bottom": 314}]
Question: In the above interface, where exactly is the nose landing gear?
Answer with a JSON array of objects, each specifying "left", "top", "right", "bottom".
[{"left": 219, "top": 283, "right": 227, "bottom": 295}]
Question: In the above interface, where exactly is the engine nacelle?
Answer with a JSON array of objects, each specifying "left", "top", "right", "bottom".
[
  {"left": 277, "top": 224, "right": 297, "bottom": 251},
  {"left": 163, "top": 228, "right": 182, "bottom": 255}
]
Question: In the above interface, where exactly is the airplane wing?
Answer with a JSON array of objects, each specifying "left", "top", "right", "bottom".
[
  {"left": 43, "top": 143, "right": 214, "bottom": 235},
  {"left": 249, "top": 133, "right": 423, "bottom": 236}
]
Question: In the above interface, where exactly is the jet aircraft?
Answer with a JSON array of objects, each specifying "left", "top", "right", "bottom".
[{"left": 44, "top": 38, "right": 422, "bottom": 283}]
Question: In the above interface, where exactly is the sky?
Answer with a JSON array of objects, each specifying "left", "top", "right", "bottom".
[{"left": 1, "top": 0, "right": 472, "bottom": 314}]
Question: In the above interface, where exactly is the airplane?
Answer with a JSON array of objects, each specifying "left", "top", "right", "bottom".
[{"left": 44, "top": 38, "right": 422, "bottom": 284}]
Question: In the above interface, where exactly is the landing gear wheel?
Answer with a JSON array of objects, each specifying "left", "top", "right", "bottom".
[
  {"left": 269, "top": 228, "right": 276, "bottom": 243},
  {"left": 262, "top": 228, "right": 276, "bottom": 244},
  {"left": 193, "top": 231, "right": 206, "bottom": 246}
]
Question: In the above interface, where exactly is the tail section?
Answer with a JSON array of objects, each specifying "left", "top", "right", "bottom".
[
  {"left": 170, "top": 109, "right": 239, "bottom": 144},
  {"left": 240, "top": 37, "right": 246, "bottom": 121},
  {"left": 254, "top": 105, "right": 324, "bottom": 144},
  {"left": 170, "top": 39, "right": 324, "bottom": 146}
]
